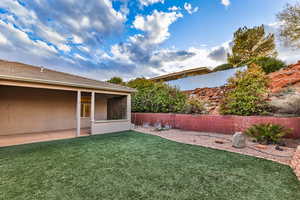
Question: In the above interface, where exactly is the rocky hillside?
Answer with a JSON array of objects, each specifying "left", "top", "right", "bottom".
[
  {"left": 186, "top": 86, "right": 229, "bottom": 115},
  {"left": 186, "top": 61, "right": 300, "bottom": 115},
  {"left": 269, "top": 60, "right": 300, "bottom": 93}
]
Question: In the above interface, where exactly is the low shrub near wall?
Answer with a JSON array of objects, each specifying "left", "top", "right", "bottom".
[
  {"left": 127, "top": 78, "right": 186, "bottom": 113},
  {"left": 131, "top": 113, "right": 300, "bottom": 139}
]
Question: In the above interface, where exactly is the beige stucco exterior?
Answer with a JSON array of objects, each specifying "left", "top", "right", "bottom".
[
  {"left": 0, "top": 86, "right": 77, "bottom": 135},
  {"left": 0, "top": 85, "right": 129, "bottom": 136}
]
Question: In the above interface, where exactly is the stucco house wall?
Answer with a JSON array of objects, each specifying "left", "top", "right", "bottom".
[
  {"left": 0, "top": 85, "right": 107, "bottom": 135},
  {"left": 80, "top": 95, "right": 108, "bottom": 128}
]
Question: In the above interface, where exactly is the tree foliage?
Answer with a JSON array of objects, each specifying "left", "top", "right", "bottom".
[
  {"left": 107, "top": 77, "right": 124, "bottom": 85},
  {"left": 251, "top": 57, "right": 286, "bottom": 74},
  {"left": 213, "top": 63, "right": 234, "bottom": 72},
  {"left": 227, "top": 25, "right": 277, "bottom": 67},
  {"left": 220, "top": 64, "right": 270, "bottom": 116},
  {"left": 127, "top": 78, "right": 187, "bottom": 113},
  {"left": 277, "top": 2, "right": 300, "bottom": 48}
]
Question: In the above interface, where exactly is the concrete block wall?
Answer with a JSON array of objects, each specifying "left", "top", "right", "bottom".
[{"left": 131, "top": 113, "right": 300, "bottom": 138}]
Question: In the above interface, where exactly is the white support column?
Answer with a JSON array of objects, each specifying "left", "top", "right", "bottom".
[
  {"left": 76, "top": 91, "right": 81, "bottom": 137},
  {"left": 91, "top": 92, "right": 95, "bottom": 135},
  {"left": 127, "top": 94, "right": 131, "bottom": 123}
]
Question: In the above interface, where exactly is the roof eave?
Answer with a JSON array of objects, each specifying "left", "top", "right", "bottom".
[{"left": 0, "top": 75, "right": 136, "bottom": 93}]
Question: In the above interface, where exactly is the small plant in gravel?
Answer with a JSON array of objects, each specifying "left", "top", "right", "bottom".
[{"left": 244, "top": 123, "right": 291, "bottom": 144}]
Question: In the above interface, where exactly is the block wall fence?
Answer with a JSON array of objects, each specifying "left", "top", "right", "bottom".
[{"left": 131, "top": 113, "right": 300, "bottom": 139}]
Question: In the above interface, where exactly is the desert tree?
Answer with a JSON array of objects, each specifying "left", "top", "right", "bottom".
[
  {"left": 227, "top": 25, "right": 277, "bottom": 66},
  {"left": 277, "top": 2, "right": 300, "bottom": 48}
]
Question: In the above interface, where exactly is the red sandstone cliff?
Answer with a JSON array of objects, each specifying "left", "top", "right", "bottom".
[
  {"left": 186, "top": 61, "right": 300, "bottom": 115},
  {"left": 268, "top": 60, "right": 300, "bottom": 93}
]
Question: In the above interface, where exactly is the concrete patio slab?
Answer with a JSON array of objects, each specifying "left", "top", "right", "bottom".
[{"left": 0, "top": 129, "right": 90, "bottom": 147}]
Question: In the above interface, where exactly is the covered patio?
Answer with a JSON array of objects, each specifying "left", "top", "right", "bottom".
[
  {"left": 0, "top": 60, "right": 135, "bottom": 147},
  {"left": 0, "top": 85, "right": 131, "bottom": 147}
]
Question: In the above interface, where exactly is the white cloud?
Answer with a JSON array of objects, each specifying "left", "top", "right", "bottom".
[
  {"left": 0, "top": 0, "right": 126, "bottom": 56},
  {"left": 0, "top": 0, "right": 37, "bottom": 24},
  {"left": 184, "top": 3, "right": 199, "bottom": 15},
  {"left": 72, "top": 35, "right": 84, "bottom": 44},
  {"left": 32, "top": 40, "right": 58, "bottom": 55},
  {"left": 110, "top": 44, "right": 132, "bottom": 63},
  {"left": 139, "top": 0, "right": 165, "bottom": 6},
  {"left": 154, "top": 45, "right": 229, "bottom": 77},
  {"left": 168, "top": 6, "right": 181, "bottom": 11},
  {"left": 132, "top": 10, "right": 183, "bottom": 45},
  {"left": 78, "top": 46, "right": 90, "bottom": 53},
  {"left": 0, "top": 32, "right": 8, "bottom": 45},
  {"left": 57, "top": 44, "right": 71, "bottom": 52},
  {"left": 0, "top": 20, "right": 58, "bottom": 57},
  {"left": 74, "top": 53, "right": 88, "bottom": 61},
  {"left": 221, "top": 0, "right": 231, "bottom": 7}
]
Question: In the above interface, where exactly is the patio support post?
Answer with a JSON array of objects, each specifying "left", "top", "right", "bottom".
[
  {"left": 127, "top": 94, "right": 131, "bottom": 124},
  {"left": 76, "top": 90, "right": 81, "bottom": 137},
  {"left": 91, "top": 91, "right": 95, "bottom": 135}
]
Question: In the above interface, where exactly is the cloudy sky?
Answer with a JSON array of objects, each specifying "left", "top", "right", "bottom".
[{"left": 0, "top": 0, "right": 299, "bottom": 81}]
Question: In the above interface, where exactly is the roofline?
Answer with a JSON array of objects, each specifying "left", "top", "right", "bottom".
[
  {"left": 0, "top": 75, "right": 136, "bottom": 93},
  {"left": 149, "top": 67, "right": 211, "bottom": 81}
]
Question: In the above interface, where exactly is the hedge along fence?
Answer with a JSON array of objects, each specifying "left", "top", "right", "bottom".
[{"left": 131, "top": 113, "right": 300, "bottom": 139}]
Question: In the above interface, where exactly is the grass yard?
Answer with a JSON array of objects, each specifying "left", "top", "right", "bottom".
[{"left": 0, "top": 131, "right": 299, "bottom": 200}]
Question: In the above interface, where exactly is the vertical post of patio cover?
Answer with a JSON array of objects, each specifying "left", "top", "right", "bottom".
[
  {"left": 76, "top": 91, "right": 81, "bottom": 137},
  {"left": 91, "top": 92, "right": 95, "bottom": 135},
  {"left": 127, "top": 94, "right": 131, "bottom": 124}
]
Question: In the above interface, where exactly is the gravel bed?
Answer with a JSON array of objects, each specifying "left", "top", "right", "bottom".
[{"left": 134, "top": 127, "right": 300, "bottom": 165}]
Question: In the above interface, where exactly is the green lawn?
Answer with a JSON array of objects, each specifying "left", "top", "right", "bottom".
[{"left": 1, "top": 131, "right": 299, "bottom": 200}]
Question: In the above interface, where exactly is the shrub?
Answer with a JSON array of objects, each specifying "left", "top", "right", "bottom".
[
  {"left": 252, "top": 57, "right": 286, "bottom": 74},
  {"left": 127, "top": 78, "right": 187, "bottom": 113},
  {"left": 182, "top": 98, "right": 207, "bottom": 114},
  {"left": 244, "top": 123, "right": 291, "bottom": 144},
  {"left": 213, "top": 63, "right": 234, "bottom": 72},
  {"left": 220, "top": 64, "right": 270, "bottom": 116},
  {"left": 107, "top": 77, "right": 124, "bottom": 85}
]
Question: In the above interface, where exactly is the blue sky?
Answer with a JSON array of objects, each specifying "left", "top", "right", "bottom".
[{"left": 0, "top": 0, "right": 299, "bottom": 81}]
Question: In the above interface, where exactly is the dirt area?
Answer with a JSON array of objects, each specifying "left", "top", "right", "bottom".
[{"left": 134, "top": 127, "right": 300, "bottom": 166}]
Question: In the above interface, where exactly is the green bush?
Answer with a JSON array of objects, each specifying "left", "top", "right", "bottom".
[
  {"left": 107, "top": 76, "right": 124, "bottom": 85},
  {"left": 220, "top": 64, "right": 270, "bottom": 116},
  {"left": 252, "top": 57, "right": 286, "bottom": 74},
  {"left": 244, "top": 123, "right": 291, "bottom": 144},
  {"left": 182, "top": 98, "right": 207, "bottom": 114},
  {"left": 127, "top": 78, "right": 187, "bottom": 113},
  {"left": 213, "top": 63, "right": 234, "bottom": 72}
]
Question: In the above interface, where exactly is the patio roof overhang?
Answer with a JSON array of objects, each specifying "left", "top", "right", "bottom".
[{"left": 0, "top": 74, "right": 136, "bottom": 94}]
